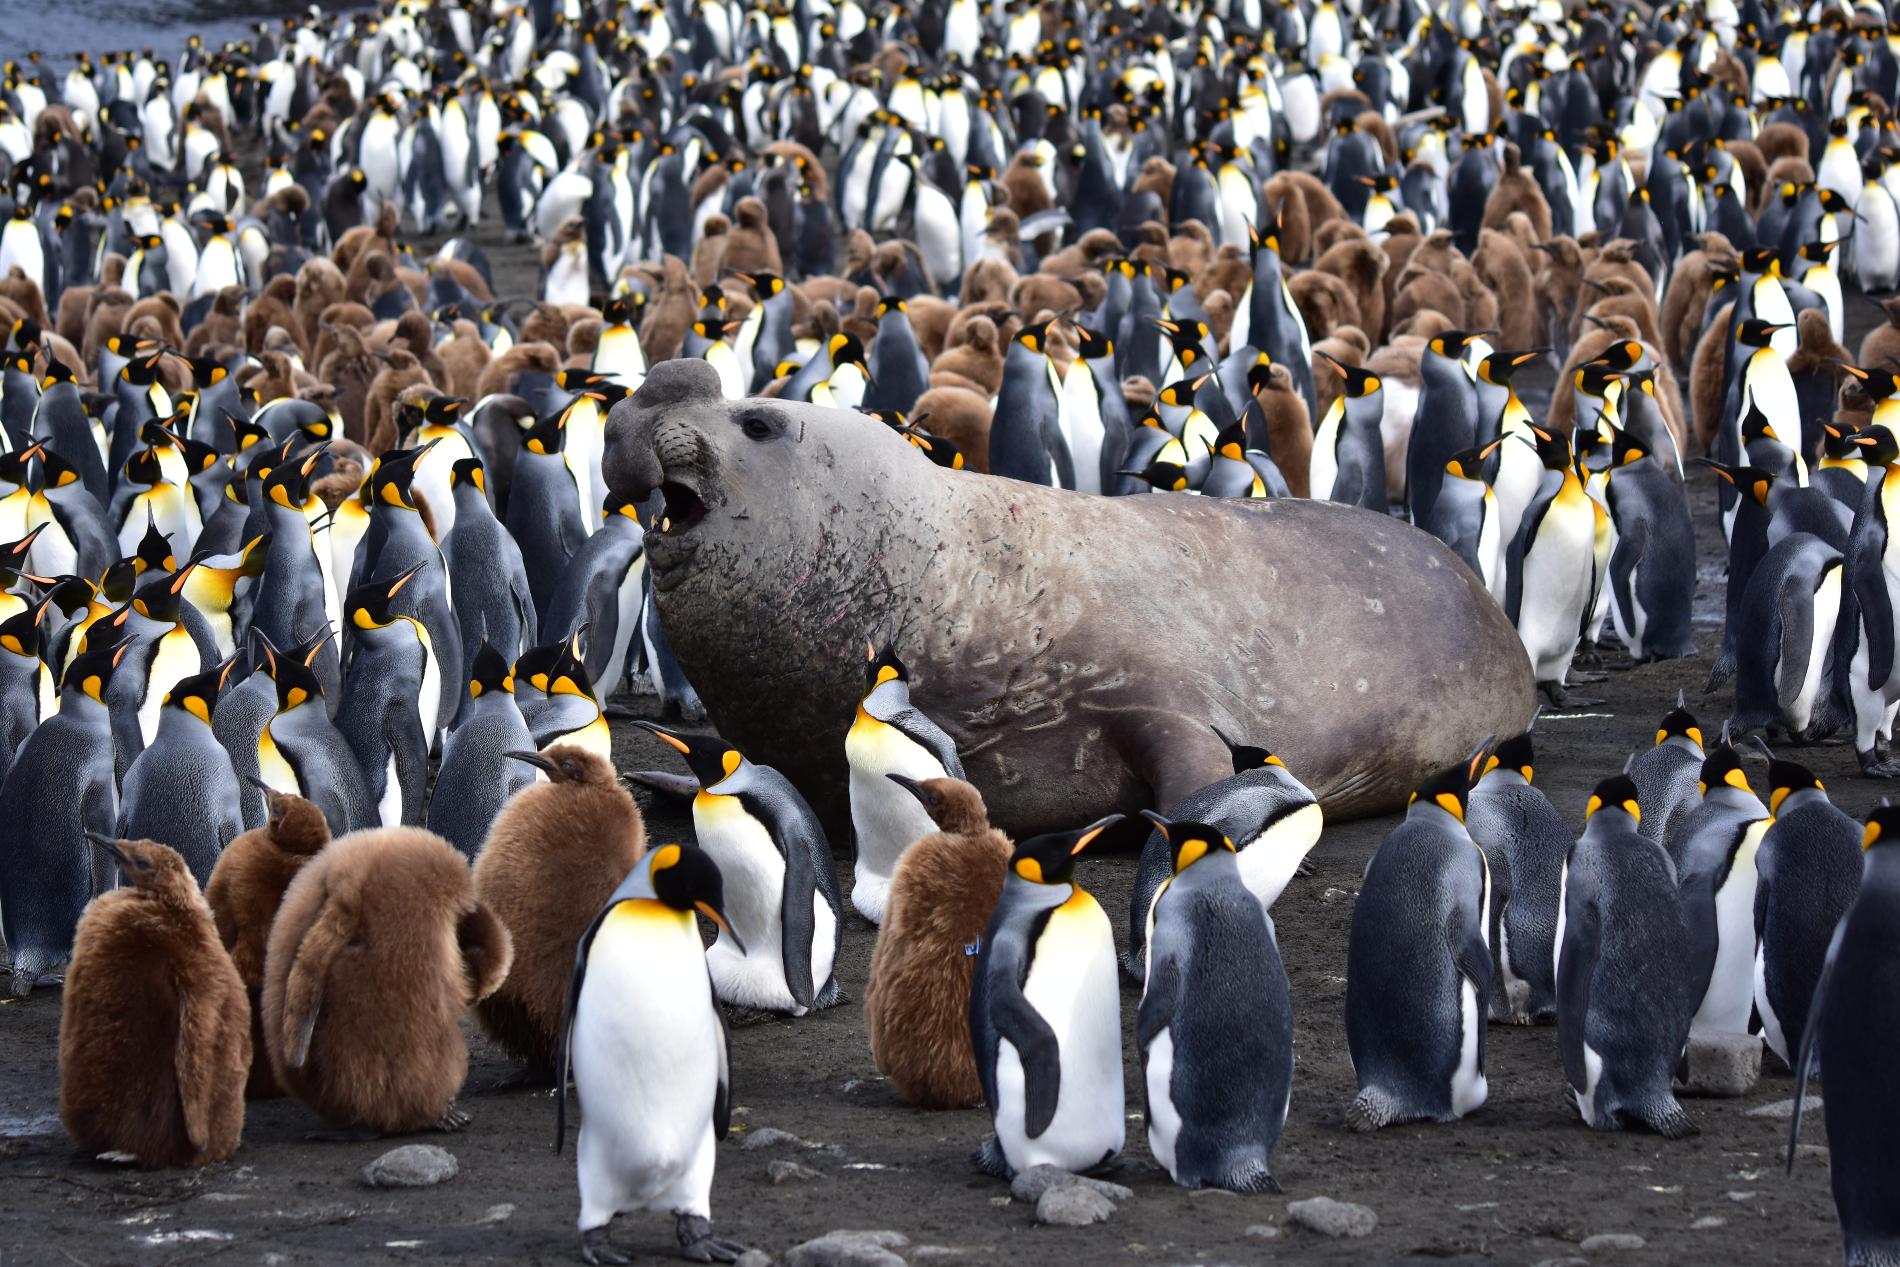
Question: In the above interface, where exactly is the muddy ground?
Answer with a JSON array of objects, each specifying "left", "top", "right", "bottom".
[{"left": 0, "top": 213, "right": 1874, "bottom": 1263}]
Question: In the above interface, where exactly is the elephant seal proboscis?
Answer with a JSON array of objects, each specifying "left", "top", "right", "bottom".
[{"left": 603, "top": 358, "right": 1535, "bottom": 836}]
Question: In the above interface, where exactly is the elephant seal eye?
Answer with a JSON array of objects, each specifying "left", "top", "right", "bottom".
[{"left": 739, "top": 411, "right": 776, "bottom": 441}]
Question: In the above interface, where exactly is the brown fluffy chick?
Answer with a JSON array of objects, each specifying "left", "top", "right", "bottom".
[
  {"left": 263, "top": 827, "right": 512, "bottom": 1134},
  {"left": 864, "top": 777, "right": 1011, "bottom": 1110},
  {"left": 471, "top": 744, "right": 646, "bottom": 1079},
  {"left": 61, "top": 836, "right": 250, "bottom": 1167},
  {"left": 205, "top": 786, "right": 330, "bottom": 1099}
]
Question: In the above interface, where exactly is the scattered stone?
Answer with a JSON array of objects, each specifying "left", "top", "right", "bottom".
[
  {"left": 741, "top": 1127, "right": 810, "bottom": 1151},
  {"left": 1188, "top": 1187, "right": 1237, "bottom": 1200},
  {"left": 1692, "top": 1217, "right": 1727, "bottom": 1230},
  {"left": 1009, "top": 1165, "right": 1134, "bottom": 1203},
  {"left": 1245, "top": 1224, "right": 1281, "bottom": 1240},
  {"left": 360, "top": 1145, "right": 458, "bottom": 1188},
  {"left": 1796, "top": 1144, "right": 1829, "bottom": 1158},
  {"left": 1036, "top": 1185, "right": 1116, "bottom": 1227},
  {"left": 1725, "top": 1191, "right": 1758, "bottom": 1203},
  {"left": 1579, "top": 1233, "right": 1647, "bottom": 1252},
  {"left": 1286, "top": 1197, "right": 1377, "bottom": 1239},
  {"left": 1677, "top": 1032, "right": 1762, "bottom": 1097},
  {"left": 770, "top": 1160, "right": 823, "bottom": 1185},
  {"left": 477, "top": 1204, "right": 515, "bottom": 1224},
  {"left": 783, "top": 1229, "right": 910, "bottom": 1267},
  {"left": 1746, "top": 1097, "right": 1817, "bottom": 1119},
  {"left": 735, "top": 1252, "right": 774, "bottom": 1267}
]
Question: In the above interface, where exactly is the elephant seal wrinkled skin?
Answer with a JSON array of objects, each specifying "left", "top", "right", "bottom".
[{"left": 604, "top": 359, "right": 1535, "bottom": 835}]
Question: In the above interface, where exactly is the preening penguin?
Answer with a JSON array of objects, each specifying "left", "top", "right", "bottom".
[
  {"left": 865, "top": 776, "right": 1011, "bottom": 1110},
  {"left": 1344, "top": 751, "right": 1493, "bottom": 1131},
  {"left": 60, "top": 835, "right": 250, "bottom": 1168},
  {"left": 555, "top": 843, "right": 752, "bottom": 1266},
  {"left": 637, "top": 720, "right": 843, "bottom": 1016},
  {"left": 263, "top": 827, "right": 513, "bottom": 1134},
  {"left": 205, "top": 785, "right": 330, "bottom": 1100},
  {"left": 473, "top": 743, "right": 646, "bottom": 1079},
  {"left": 844, "top": 636, "right": 965, "bottom": 925},
  {"left": 1137, "top": 814, "right": 1293, "bottom": 1193},
  {"left": 970, "top": 814, "right": 1125, "bottom": 1179},
  {"left": 1555, "top": 776, "right": 1697, "bottom": 1139}
]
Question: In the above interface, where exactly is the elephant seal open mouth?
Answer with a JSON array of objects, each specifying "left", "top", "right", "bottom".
[{"left": 604, "top": 358, "right": 1536, "bottom": 836}]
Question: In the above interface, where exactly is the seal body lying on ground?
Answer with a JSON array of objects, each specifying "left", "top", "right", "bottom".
[{"left": 604, "top": 359, "right": 1535, "bottom": 834}]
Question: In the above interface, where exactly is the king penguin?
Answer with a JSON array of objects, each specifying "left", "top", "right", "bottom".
[
  {"left": 1466, "top": 730, "right": 1574, "bottom": 1024},
  {"left": 636, "top": 721, "right": 844, "bottom": 1017},
  {"left": 428, "top": 641, "right": 539, "bottom": 859},
  {"left": 1137, "top": 813, "right": 1293, "bottom": 1193},
  {"left": 1344, "top": 750, "right": 1493, "bottom": 1130},
  {"left": 1309, "top": 352, "right": 1387, "bottom": 511},
  {"left": 1629, "top": 693, "right": 1705, "bottom": 846},
  {"left": 555, "top": 843, "right": 751, "bottom": 1266},
  {"left": 1673, "top": 744, "right": 1771, "bottom": 1034},
  {"left": 256, "top": 637, "right": 373, "bottom": 837},
  {"left": 336, "top": 562, "right": 437, "bottom": 829},
  {"left": 116, "top": 661, "right": 244, "bottom": 886}
]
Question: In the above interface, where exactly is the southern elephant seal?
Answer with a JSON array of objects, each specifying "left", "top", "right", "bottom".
[{"left": 603, "top": 358, "right": 1536, "bottom": 835}]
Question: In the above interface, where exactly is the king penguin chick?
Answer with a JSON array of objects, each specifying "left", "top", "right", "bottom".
[
  {"left": 1345, "top": 750, "right": 1493, "bottom": 1131},
  {"left": 865, "top": 776, "right": 1011, "bottom": 1110},
  {"left": 1555, "top": 775, "right": 1697, "bottom": 1138},
  {"left": 60, "top": 835, "right": 250, "bottom": 1168},
  {"left": 263, "top": 827, "right": 513, "bottom": 1134},
  {"left": 555, "top": 843, "right": 751, "bottom": 1266},
  {"left": 1137, "top": 814, "right": 1293, "bottom": 1193},
  {"left": 970, "top": 814, "right": 1126, "bottom": 1178},
  {"left": 845, "top": 635, "right": 965, "bottom": 925},
  {"left": 1466, "top": 731, "right": 1574, "bottom": 1024},
  {"left": 205, "top": 784, "right": 330, "bottom": 1099},
  {"left": 1125, "top": 726, "right": 1322, "bottom": 979},
  {"left": 473, "top": 743, "right": 646, "bottom": 1080},
  {"left": 637, "top": 721, "right": 844, "bottom": 1016}
]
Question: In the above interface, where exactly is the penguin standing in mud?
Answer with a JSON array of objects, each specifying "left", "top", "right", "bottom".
[
  {"left": 1466, "top": 731, "right": 1572, "bottom": 1025},
  {"left": 556, "top": 844, "right": 751, "bottom": 1266},
  {"left": 1408, "top": 331, "right": 1484, "bottom": 528},
  {"left": 1309, "top": 352, "right": 1387, "bottom": 512},
  {"left": 1507, "top": 427, "right": 1601, "bottom": 706},
  {"left": 1752, "top": 759, "right": 1861, "bottom": 1070},
  {"left": 1556, "top": 775, "right": 1697, "bottom": 1138},
  {"left": 1345, "top": 753, "right": 1492, "bottom": 1131},
  {"left": 1138, "top": 814, "right": 1292, "bottom": 1193},
  {"left": 637, "top": 721, "right": 843, "bottom": 1017},
  {"left": 444, "top": 458, "right": 537, "bottom": 680},
  {"left": 845, "top": 637, "right": 965, "bottom": 925},
  {"left": 1731, "top": 529, "right": 1843, "bottom": 742},
  {"left": 987, "top": 321, "right": 1069, "bottom": 487},
  {"left": 1789, "top": 803, "right": 1900, "bottom": 1266},
  {"left": 971, "top": 815, "right": 1126, "bottom": 1178},
  {"left": 1823, "top": 424, "right": 1900, "bottom": 776},
  {"left": 60, "top": 835, "right": 250, "bottom": 1168},
  {"left": 1125, "top": 727, "right": 1321, "bottom": 977}
]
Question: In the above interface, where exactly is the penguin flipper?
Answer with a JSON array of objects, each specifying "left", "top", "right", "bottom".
[
  {"left": 886, "top": 706, "right": 964, "bottom": 779},
  {"left": 457, "top": 899, "right": 514, "bottom": 1002},
  {"left": 279, "top": 872, "right": 355, "bottom": 1070},
  {"left": 1679, "top": 864, "right": 1723, "bottom": 1012},
  {"left": 1851, "top": 531, "right": 1896, "bottom": 691},
  {"left": 991, "top": 982, "right": 1065, "bottom": 1139},
  {"left": 775, "top": 814, "right": 821, "bottom": 1012},
  {"left": 555, "top": 894, "right": 628, "bottom": 1153},
  {"left": 1608, "top": 516, "right": 1647, "bottom": 645},
  {"left": 712, "top": 1004, "right": 732, "bottom": 1140},
  {"left": 175, "top": 972, "right": 239, "bottom": 1153},
  {"left": 1772, "top": 567, "right": 1818, "bottom": 718},
  {"left": 1786, "top": 915, "right": 1848, "bottom": 1174},
  {"left": 1554, "top": 879, "right": 1600, "bottom": 1099}
]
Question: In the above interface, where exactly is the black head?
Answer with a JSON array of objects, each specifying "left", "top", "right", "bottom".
[
  {"left": 1408, "top": 742, "right": 1491, "bottom": 822},
  {"left": 62, "top": 636, "right": 132, "bottom": 701},
  {"left": 1765, "top": 759, "right": 1823, "bottom": 814},
  {"left": 164, "top": 663, "right": 224, "bottom": 724},
  {"left": 1584, "top": 773, "right": 1642, "bottom": 825},
  {"left": 1486, "top": 730, "right": 1535, "bottom": 782},
  {"left": 862, "top": 632, "right": 908, "bottom": 695},
  {"left": 1140, "top": 811, "right": 1235, "bottom": 874},
  {"left": 646, "top": 842, "right": 746, "bottom": 953},
  {"left": 1317, "top": 349, "right": 1381, "bottom": 397},
  {"left": 1863, "top": 803, "right": 1900, "bottom": 850},
  {"left": 449, "top": 456, "right": 487, "bottom": 494},
  {"left": 346, "top": 560, "right": 426, "bottom": 630},
  {"left": 1851, "top": 428, "right": 1900, "bottom": 467},
  {"left": 467, "top": 639, "right": 513, "bottom": 700},
  {"left": 1656, "top": 693, "right": 1703, "bottom": 748},
  {"left": 269, "top": 644, "right": 325, "bottom": 711},
  {"left": 636, "top": 719, "right": 742, "bottom": 787},
  {"left": 1008, "top": 814, "right": 1123, "bottom": 885},
  {"left": 1211, "top": 724, "right": 1286, "bottom": 774},
  {"left": 1698, "top": 744, "right": 1752, "bottom": 797}
]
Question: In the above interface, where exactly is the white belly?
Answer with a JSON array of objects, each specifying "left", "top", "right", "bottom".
[
  {"left": 1789, "top": 565, "right": 1842, "bottom": 731},
  {"left": 695, "top": 796, "right": 834, "bottom": 1013},
  {"left": 845, "top": 721, "right": 950, "bottom": 923},
  {"left": 1692, "top": 847, "right": 1762, "bottom": 1033},
  {"left": 1449, "top": 977, "right": 1488, "bottom": 1116},
  {"left": 1754, "top": 945, "right": 1789, "bottom": 1065},
  {"left": 1143, "top": 1027, "right": 1181, "bottom": 1177}
]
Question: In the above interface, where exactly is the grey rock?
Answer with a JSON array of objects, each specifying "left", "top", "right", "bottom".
[
  {"left": 359, "top": 1145, "right": 457, "bottom": 1188},
  {"left": 1245, "top": 1224, "right": 1281, "bottom": 1239},
  {"left": 1745, "top": 1097, "right": 1816, "bottom": 1118},
  {"left": 1287, "top": 1196, "right": 1377, "bottom": 1239},
  {"left": 1189, "top": 1187, "right": 1238, "bottom": 1200},
  {"left": 1677, "top": 1031, "right": 1762, "bottom": 1097},
  {"left": 1692, "top": 1216, "right": 1727, "bottom": 1230},
  {"left": 742, "top": 1127, "right": 810, "bottom": 1151},
  {"left": 1008, "top": 1165, "right": 1134, "bottom": 1203},
  {"left": 477, "top": 1203, "right": 515, "bottom": 1224},
  {"left": 1725, "top": 1191, "right": 1758, "bottom": 1203},
  {"left": 1579, "top": 1233, "right": 1647, "bottom": 1252},
  {"left": 1036, "top": 1186, "right": 1115, "bottom": 1227},
  {"left": 783, "top": 1229, "right": 909, "bottom": 1267},
  {"left": 770, "top": 1160, "right": 823, "bottom": 1185},
  {"left": 735, "top": 1253, "right": 775, "bottom": 1267}
]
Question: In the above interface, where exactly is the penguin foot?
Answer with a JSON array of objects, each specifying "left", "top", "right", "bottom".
[
  {"left": 1538, "top": 682, "right": 1603, "bottom": 709},
  {"left": 1566, "top": 670, "right": 1609, "bottom": 685},
  {"left": 675, "top": 1213, "right": 746, "bottom": 1262},
  {"left": 719, "top": 1005, "right": 779, "bottom": 1028},
  {"left": 579, "top": 1225, "right": 630, "bottom": 1265},
  {"left": 1857, "top": 749, "right": 1900, "bottom": 778},
  {"left": 434, "top": 1104, "right": 471, "bottom": 1133},
  {"left": 1641, "top": 1102, "right": 1698, "bottom": 1140},
  {"left": 971, "top": 1136, "right": 1012, "bottom": 1178},
  {"left": 1345, "top": 1088, "right": 1397, "bottom": 1132},
  {"left": 1209, "top": 1162, "right": 1281, "bottom": 1194}
]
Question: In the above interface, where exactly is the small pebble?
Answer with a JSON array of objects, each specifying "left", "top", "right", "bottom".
[
  {"left": 1579, "top": 1233, "right": 1647, "bottom": 1252},
  {"left": 783, "top": 1229, "right": 910, "bottom": 1267},
  {"left": 1036, "top": 1185, "right": 1115, "bottom": 1227},
  {"left": 477, "top": 1203, "right": 515, "bottom": 1224},
  {"left": 1744, "top": 1098, "right": 1816, "bottom": 1119},
  {"left": 1692, "top": 1217, "right": 1727, "bottom": 1230},
  {"left": 1245, "top": 1224, "right": 1281, "bottom": 1240},
  {"left": 1188, "top": 1187, "right": 1237, "bottom": 1200},
  {"left": 1725, "top": 1191, "right": 1758, "bottom": 1203},
  {"left": 741, "top": 1127, "right": 809, "bottom": 1151},
  {"left": 1286, "top": 1196, "right": 1377, "bottom": 1239},
  {"left": 1009, "top": 1165, "right": 1134, "bottom": 1203},
  {"left": 359, "top": 1145, "right": 457, "bottom": 1189},
  {"left": 770, "top": 1160, "right": 823, "bottom": 1185}
]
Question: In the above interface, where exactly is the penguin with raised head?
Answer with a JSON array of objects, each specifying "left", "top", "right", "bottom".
[
  {"left": 1732, "top": 529, "right": 1844, "bottom": 741},
  {"left": 1822, "top": 424, "right": 1900, "bottom": 775},
  {"left": 1344, "top": 750, "right": 1493, "bottom": 1131},
  {"left": 1466, "top": 730, "right": 1573, "bottom": 1025},
  {"left": 59, "top": 834, "right": 249, "bottom": 1168},
  {"left": 428, "top": 641, "right": 539, "bottom": 859},
  {"left": 555, "top": 843, "right": 750, "bottom": 1266},
  {"left": 1138, "top": 813, "right": 1293, "bottom": 1193},
  {"left": 988, "top": 320, "right": 1070, "bottom": 487},
  {"left": 543, "top": 491, "right": 645, "bottom": 695},
  {"left": 866, "top": 296, "right": 929, "bottom": 417},
  {"left": 845, "top": 634, "right": 965, "bottom": 925},
  {"left": 637, "top": 720, "right": 843, "bottom": 1017},
  {"left": 256, "top": 637, "right": 372, "bottom": 837},
  {"left": 205, "top": 784, "right": 330, "bottom": 1099},
  {"left": 1753, "top": 757, "right": 1861, "bottom": 1070},
  {"left": 444, "top": 457, "right": 536, "bottom": 679},
  {"left": 249, "top": 447, "right": 340, "bottom": 705},
  {"left": 508, "top": 405, "right": 587, "bottom": 622},
  {"left": 516, "top": 629, "right": 613, "bottom": 761},
  {"left": 473, "top": 743, "right": 646, "bottom": 1080},
  {"left": 104, "top": 564, "right": 211, "bottom": 775},
  {"left": 347, "top": 446, "right": 460, "bottom": 736},
  {"left": 867, "top": 776, "right": 1012, "bottom": 1110},
  {"left": 117, "top": 661, "right": 243, "bottom": 886},
  {"left": 1507, "top": 426, "right": 1601, "bottom": 706},
  {"left": 1787, "top": 803, "right": 1900, "bottom": 1266},
  {"left": 971, "top": 814, "right": 1126, "bottom": 1177},
  {"left": 337, "top": 562, "right": 436, "bottom": 829},
  {"left": 1408, "top": 330, "right": 1484, "bottom": 529},
  {"left": 1125, "top": 727, "right": 1322, "bottom": 978},
  {"left": 1628, "top": 694, "right": 1705, "bottom": 848},
  {"left": 1555, "top": 775, "right": 1697, "bottom": 1138},
  {"left": 1426, "top": 442, "right": 1508, "bottom": 598},
  {"left": 0, "top": 638, "right": 128, "bottom": 994},
  {"left": 1673, "top": 744, "right": 1772, "bottom": 1035},
  {"left": 1309, "top": 351, "right": 1387, "bottom": 511}
]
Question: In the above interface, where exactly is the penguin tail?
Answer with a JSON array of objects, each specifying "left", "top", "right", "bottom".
[
  {"left": 1345, "top": 1087, "right": 1398, "bottom": 1133},
  {"left": 970, "top": 1136, "right": 1012, "bottom": 1178},
  {"left": 1209, "top": 1160, "right": 1281, "bottom": 1194},
  {"left": 1117, "top": 949, "right": 1144, "bottom": 983},
  {"left": 1640, "top": 1099, "right": 1698, "bottom": 1140},
  {"left": 1702, "top": 649, "right": 1736, "bottom": 693}
]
